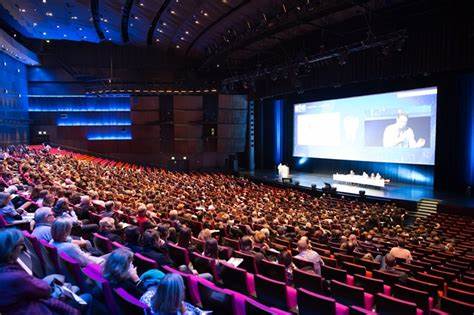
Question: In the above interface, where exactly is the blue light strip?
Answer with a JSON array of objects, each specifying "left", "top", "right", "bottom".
[
  {"left": 29, "top": 108, "right": 130, "bottom": 112},
  {"left": 87, "top": 136, "right": 132, "bottom": 141},
  {"left": 57, "top": 122, "right": 131, "bottom": 126},
  {"left": 274, "top": 99, "right": 283, "bottom": 165}
]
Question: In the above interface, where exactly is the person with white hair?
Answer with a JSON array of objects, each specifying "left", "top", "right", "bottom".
[
  {"left": 50, "top": 218, "right": 104, "bottom": 267},
  {"left": 0, "top": 229, "right": 80, "bottom": 314},
  {"left": 0, "top": 192, "right": 30, "bottom": 223},
  {"left": 31, "top": 207, "right": 56, "bottom": 242}
]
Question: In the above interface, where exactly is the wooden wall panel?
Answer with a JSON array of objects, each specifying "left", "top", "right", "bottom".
[
  {"left": 131, "top": 96, "right": 159, "bottom": 110},
  {"left": 132, "top": 126, "right": 160, "bottom": 139},
  {"left": 131, "top": 111, "right": 160, "bottom": 124},
  {"left": 174, "top": 125, "right": 202, "bottom": 138},
  {"left": 173, "top": 95, "right": 202, "bottom": 110},
  {"left": 173, "top": 110, "right": 203, "bottom": 123},
  {"left": 174, "top": 139, "right": 203, "bottom": 154},
  {"left": 217, "top": 138, "right": 246, "bottom": 153}
]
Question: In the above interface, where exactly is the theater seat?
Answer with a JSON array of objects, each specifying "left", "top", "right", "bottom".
[
  {"left": 297, "top": 288, "right": 349, "bottom": 315},
  {"left": 168, "top": 243, "right": 190, "bottom": 267},
  {"left": 197, "top": 278, "right": 235, "bottom": 315},
  {"left": 245, "top": 298, "right": 291, "bottom": 315},
  {"left": 191, "top": 252, "right": 219, "bottom": 282},
  {"left": 331, "top": 280, "right": 374, "bottom": 310},
  {"left": 58, "top": 252, "right": 87, "bottom": 291},
  {"left": 39, "top": 239, "right": 60, "bottom": 274},
  {"left": 375, "top": 293, "right": 422, "bottom": 315},
  {"left": 254, "top": 274, "right": 296, "bottom": 311},
  {"left": 440, "top": 296, "right": 474, "bottom": 315},
  {"left": 22, "top": 231, "right": 45, "bottom": 278},
  {"left": 354, "top": 274, "right": 391, "bottom": 296},
  {"left": 233, "top": 251, "right": 258, "bottom": 274},
  {"left": 93, "top": 232, "right": 113, "bottom": 254},
  {"left": 293, "top": 268, "right": 323, "bottom": 294},
  {"left": 322, "top": 265, "right": 348, "bottom": 283},
  {"left": 392, "top": 284, "right": 432, "bottom": 313},
  {"left": 220, "top": 261, "right": 255, "bottom": 296},
  {"left": 349, "top": 305, "right": 378, "bottom": 315},
  {"left": 134, "top": 253, "right": 158, "bottom": 276},
  {"left": 446, "top": 287, "right": 474, "bottom": 304},
  {"left": 113, "top": 288, "right": 150, "bottom": 315},
  {"left": 258, "top": 260, "right": 287, "bottom": 283}
]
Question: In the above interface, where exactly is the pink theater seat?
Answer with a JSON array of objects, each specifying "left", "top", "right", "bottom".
[
  {"left": 297, "top": 288, "right": 349, "bottom": 315},
  {"left": 331, "top": 280, "right": 373, "bottom": 310}
]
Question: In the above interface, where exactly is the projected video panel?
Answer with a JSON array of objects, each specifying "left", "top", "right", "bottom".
[{"left": 293, "top": 87, "right": 437, "bottom": 165}]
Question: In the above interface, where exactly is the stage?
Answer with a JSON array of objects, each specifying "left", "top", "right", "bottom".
[{"left": 239, "top": 170, "right": 474, "bottom": 209}]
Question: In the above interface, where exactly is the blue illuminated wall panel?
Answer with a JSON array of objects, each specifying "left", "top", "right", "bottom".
[
  {"left": 29, "top": 95, "right": 132, "bottom": 144},
  {"left": 0, "top": 52, "right": 29, "bottom": 145}
]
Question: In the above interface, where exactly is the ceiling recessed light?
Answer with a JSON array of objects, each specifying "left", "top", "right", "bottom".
[
  {"left": 33, "top": 22, "right": 37, "bottom": 26},
  {"left": 46, "top": 12, "right": 53, "bottom": 16},
  {"left": 42, "top": 32, "right": 47, "bottom": 36},
  {"left": 105, "top": 30, "right": 109, "bottom": 33},
  {"left": 194, "top": 20, "right": 199, "bottom": 24},
  {"left": 45, "top": 40, "right": 50, "bottom": 43},
  {"left": 162, "top": 22, "right": 167, "bottom": 26},
  {"left": 134, "top": 16, "right": 139, "bottom": 20},
  {"left": 155, "top": 38, "right": 160, "bottom": 42},
  {"left": 19, "top": 8, "right": 26, "bottom": 13},
  {"left": 56, "top": 25, "right": 60, "bottom": 28},
  {"left": 42, "top": 0, "right": 47, "bottom": 3},
  {"left": 78, "top": 27, "right": 83, "bottom": 31},
  {"left": 63, "top": 34, "right": 67, "bottom": 37},
  {"left": 185, "top": 30, "right": 189, "bottom": 34},
  {"left": 71, "top": 16, "right": 78, "bottom": 20},
  {"left": 180, "top": 36, "right": 185, "bottom": 40},
  {"left": 170, "top": 10, "right": 176, "bottom": 14},
  {"left": 203, "top": 12, "right": 208, "bottom": 17},
  {"left": 176, "top": 44, "right": 180, "bottom": 48},
  {"left": 139, "top": 2, "right": 144, "bottom": 6}
]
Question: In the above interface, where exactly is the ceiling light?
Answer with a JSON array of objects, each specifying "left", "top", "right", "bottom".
[
  {"left": 19, "top": 8, "right": 26, "bottom": 13},
  {"left": 180, "top": 36, "right": 185, "bottom": 40},
  {"left": 176, "top": 45, "right": 180, "bottom": 48},
  {"left": 185, "top": 30, "right": 189, "bottom": 34},
  {"left": 134, "top": 16, "right": 139, "bottom": 20},
  {"left": 78, "top": 27, "right": 83, "bottom": 31},
  {"left": 71, "top": 16, "right": 78, "bottom": 20},
  {"left": 170, "top": 10, "right": 176, "bottom": 14},
  {"left": 45, "top": 40, "right": 50, "bottom": 43},
  {"left": 46, "top": 12, "right": 53, "bottom": 16},
  {"left": 155, "top": 38, "right": 160, "bottom": 42},
  {"left": 103, "top": 18, "right": 108, "bottom": 23},
  {"left": 162, "top": 22, "right": 167, "bottom": 26},
  {"left": 33, "top": 22, "right": 37, "bottom": 26},
  {"left": 194, "top": 20, "right": 199, "bottom": 24},
  {"left": 42, "top": 32, "right": 47, "bottom": 36},
  {"left": 63, "top": 34, "right": 67, "bottom": 37},
  {"left": 203, "top": 12, "right": 208, "bottom": 17},
  {"left": 42, "top": 0, "right": 46, "bottom": 3},
  {"left": 139, "top": 2, "right": 144, "bottom": 6},
  {"left": 56, "top": 25, "right": 60, "bottom": 28}
]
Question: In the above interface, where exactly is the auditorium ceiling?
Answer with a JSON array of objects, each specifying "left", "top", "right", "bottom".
[{"left": 1, "top": 0, "right": 413, "bottom": 62}]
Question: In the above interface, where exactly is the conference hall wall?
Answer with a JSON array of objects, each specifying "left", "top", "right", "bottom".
[
  {"left": 29, "top": 94, "right": 247, "bottom": 170},
  {"left": 255, "top": 72, "right": 474, "bottom": 193},
  {"left": 0, "top": 51, "right": 29, "bottom": 145}
]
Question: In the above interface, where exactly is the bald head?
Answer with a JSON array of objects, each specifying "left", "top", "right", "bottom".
[{"left": 297, "top": 238, "right": 309, "bottom": 252}]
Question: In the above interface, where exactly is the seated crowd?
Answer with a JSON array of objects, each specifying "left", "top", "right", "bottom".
[{"left": 0, "top": 144, "right": 473, "bottom": 315}]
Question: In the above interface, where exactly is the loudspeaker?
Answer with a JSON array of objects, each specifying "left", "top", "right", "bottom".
[
  {"left": 282, "top": 177, "right": 292, "bottom": 184},
  {"left": 311, "top": 184, "right": 317, "bottom": 191}
]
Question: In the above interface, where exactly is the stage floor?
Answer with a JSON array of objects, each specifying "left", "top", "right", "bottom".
[{"left": 240, "top": 170, "right": 474, "bottom": 206}]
